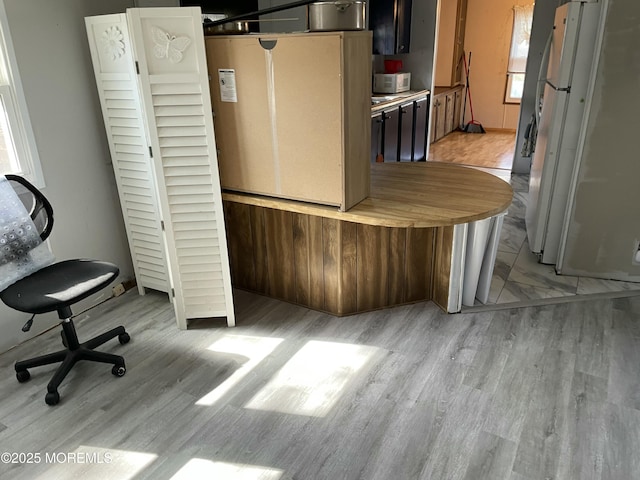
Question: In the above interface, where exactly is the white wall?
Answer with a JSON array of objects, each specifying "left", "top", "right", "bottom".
[
  {"left": 258, "top": 0, "right": 308, "bottom": 33},
  {"left": 0, "top": 0, "right": 135, "bottom": 353}
]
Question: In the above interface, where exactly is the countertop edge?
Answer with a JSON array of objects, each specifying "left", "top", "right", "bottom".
[
  {"left": 222, "top": 163, "right": 513, "bottom": 229},
  {"left": 371, "top": 89, "right": 431, "bottom": 113}
]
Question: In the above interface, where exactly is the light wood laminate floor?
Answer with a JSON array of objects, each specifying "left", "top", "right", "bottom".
[
  {"left": 429, "top": 130, "right": 516, "bottom": 170},
  {"left": 1, "top": 288, "right": 639, "bottom": 479}
]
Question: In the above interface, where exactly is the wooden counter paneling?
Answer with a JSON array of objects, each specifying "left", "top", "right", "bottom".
[
  {"left": 223, "top": 163, "right": 512, "bottom": 316},
  {"left": 224, "top": 204, "right": 437, "bottom": 316}
]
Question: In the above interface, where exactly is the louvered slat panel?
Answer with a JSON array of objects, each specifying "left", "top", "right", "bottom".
[
  {"left": 154, "top": 105, "right": 205, "bottom": 117},
  {"left": 110, "top": 118, "right": 139, "bottom": 128},
  {"left": 163, "top": 165, "right": 211, "bottom": 178},
  {"left": 151, "top": 83, "right": 202, "bottom": 95},
  {"left": 159, "top": 137, "right": 207, "bottom": 148},
  {"left": 128, "top": 7, "right": 235, "bottom": 328},
  {"left": 109, "top": 109, "right": 139, "bottom": 119},
  {"left": 105, "top": 99, "right": 137, "bottom": 109},
  {"left": 153, "top": 94, "right": 203, "bottom": 106},
  {"left": 115, "top": 144, "right": 146, "bottom": 155},
  {"left": 104, "top": 90, "right": 135, "bottom": 100},
  {"left": 156, "top": 116, "right": 205, "bottom": 127},
  {"left": 85, "top": 13, "right": 169, "bottom": 295},
  {"left": 162, "top": 156, "right": 210, "bottom": 168},
  {"left": 158, "top": 126, "right": 206, "bottom": 138}
]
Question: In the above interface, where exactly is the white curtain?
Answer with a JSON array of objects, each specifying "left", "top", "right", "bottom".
[{"left": 508, "top": 4, "right": 535, "bottom": 73}]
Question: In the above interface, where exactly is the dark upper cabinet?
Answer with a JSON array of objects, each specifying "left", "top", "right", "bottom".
[{"left": 370, "top": 0, "right": 413, "bottom": 55}]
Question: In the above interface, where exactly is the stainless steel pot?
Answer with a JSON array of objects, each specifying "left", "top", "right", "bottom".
[
  {"left": 204, "top": 20, "right": 250, "bottom": 35},
  {"left": 308, "top": 1, "right": 366, "bottom": 31}
]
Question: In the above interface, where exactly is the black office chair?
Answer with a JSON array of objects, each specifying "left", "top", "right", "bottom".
[{"left": 0, "top": 175, "right": 130, "bottom": 406}]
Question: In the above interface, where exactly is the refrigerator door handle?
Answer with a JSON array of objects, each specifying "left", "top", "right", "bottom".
[{"left": 536, "top": 32, "right": 554, "bottom": 121}]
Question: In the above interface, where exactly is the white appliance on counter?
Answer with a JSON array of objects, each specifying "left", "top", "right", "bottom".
[
  {"left": 373, "top": 73, "right": 411, "bottom": 93},
  {"left": 525, "top": 0, "right": 605, "bottom": 265}
]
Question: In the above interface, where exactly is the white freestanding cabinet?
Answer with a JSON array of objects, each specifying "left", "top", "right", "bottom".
[{"left": 86, "top": 8, "right": 235, "bottom": 328}]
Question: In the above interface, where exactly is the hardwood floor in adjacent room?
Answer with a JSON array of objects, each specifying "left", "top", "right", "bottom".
[
  {"left": 1, "top": 288, "right": 639, "bottom": 480},
  {"left": 429, "top": 130, "right": 516, "bottom": 170}
]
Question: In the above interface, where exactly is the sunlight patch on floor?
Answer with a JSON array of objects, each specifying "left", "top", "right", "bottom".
[
  {"left": 244, "top": 340, "right": 379, "bottom": 417},
  {"left": 170, "top": 459, "right": 283, "bottom": 480},
  {"left": 196, "top": 334, "right": 284, "bottom": 406},
  {"left": 34, "top": 446, "right": 157, "bottom": 480}
]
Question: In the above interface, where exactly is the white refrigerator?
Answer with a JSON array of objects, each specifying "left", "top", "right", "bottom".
[{"left": 525, "top": 0, "right": 603, "bottom": 265}]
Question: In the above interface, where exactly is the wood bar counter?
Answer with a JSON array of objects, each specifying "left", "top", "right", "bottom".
[{"left": 222, "top": 162, "right": 513, "bottom": 315}]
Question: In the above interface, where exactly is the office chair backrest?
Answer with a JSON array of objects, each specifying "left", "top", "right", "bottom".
[{"left": 4, "top": 175, "right": 54, "bottom": 242}]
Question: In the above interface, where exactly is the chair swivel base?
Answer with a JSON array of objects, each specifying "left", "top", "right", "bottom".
[{"left": 15, "top": 318, "right": 131, "bottom": 406}]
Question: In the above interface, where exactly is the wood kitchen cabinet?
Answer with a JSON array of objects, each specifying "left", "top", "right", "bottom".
[
  {"left": 206, "top": 31, "right": 372, "bottom": 211},
  {"left": 431, "top": 85, "right": 464, "bottom": 143},
  {"left": 370, "top": 0, "right": 413, "bottom": 55},
  {"left": 431, "top": 95, "right": 446, "bottom": 143}
]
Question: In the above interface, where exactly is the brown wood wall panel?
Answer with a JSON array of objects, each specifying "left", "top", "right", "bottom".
[
  {"left": 322, "top": 218, "right": 342, "bottom": 314},
  {"left": 388, "top": 228, "right": 407, "bottom": 305},
  {"left": 432, "top": 226, "right": 454, "bottom": 311},
  {"left": 307, "top": 216, "right": 325, "bottom": 311},
  {"left": 405, "top": 228, "right": 435, "bottom": 302},
  {"left": 223, "top": 202, "right": 256, "bottom": 291},
  {"left": 340, "top": 221, "right": 358, "bottom": 315},
  {"left": 356, "top": 224, "right": 390, "bottom": 311},
  {"left": 292, "top": 213, "right": 311, "bottom": 306},
  {"left": 264, "top": 209, "right": 296, "bottom": 302},
  {"left": 251, "top": 206, "right": 270, "bottom": 295},
  {"left": 223, "top": 201, "right": 450, "bottom": 316}
]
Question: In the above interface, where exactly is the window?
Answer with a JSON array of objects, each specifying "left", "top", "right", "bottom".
[
  {"left": 505, "top": 4, "right": 534, "bottom": 104},
  {"left": 0, "top": 5, "right": 43, "bottom": 186}
]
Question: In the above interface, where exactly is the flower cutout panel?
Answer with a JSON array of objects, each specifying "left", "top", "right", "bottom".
[{"left": 101, "top": 26, "right": 126, "bottom": 61}]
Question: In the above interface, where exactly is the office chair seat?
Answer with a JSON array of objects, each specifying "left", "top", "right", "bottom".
[{"left": 0, "top": 259, "right": 118, "bottom": 315}]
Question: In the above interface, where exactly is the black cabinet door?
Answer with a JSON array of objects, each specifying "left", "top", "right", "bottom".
[
  {"left": 413, "top": 96, "right": 428, "bottom": 161},
  {"left": 370, "top": 0, "right": 413, "bottom": 55},
  {"left": 395, "top": 0, "right": 413, "bottom": 54},
  {"left": 371, "top": 112, "right": 383, "bottom": 163},
  {"left": 382, "top": 107, "right": 399, "bottom": 162},
  {"left": 399, "top": 102, "right": 414, "bottom": 162}
]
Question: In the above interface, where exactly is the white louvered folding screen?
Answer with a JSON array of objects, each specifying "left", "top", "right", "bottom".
[
  {"left": 85, "top": 14, "right": 170, "bottom": 296},
  {"left": 127, "top": 7, "right": 235, "bottom": 328}
]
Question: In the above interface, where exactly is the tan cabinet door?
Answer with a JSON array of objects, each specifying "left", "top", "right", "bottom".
[
  {"left": 206, "top": 37, "right": 277, "bottom": 196},
  {"left": 271, "top": 35, "right": 343, "bottom": 206}
]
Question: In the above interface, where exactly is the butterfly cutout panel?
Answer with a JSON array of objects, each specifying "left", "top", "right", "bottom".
[{"left": 139, "top": 17, "right": 197, "bottom": 75}]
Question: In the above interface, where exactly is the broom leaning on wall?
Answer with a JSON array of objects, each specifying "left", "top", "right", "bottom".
[{"left": 462, "top": 51, "right": 486, "bottom": 134}]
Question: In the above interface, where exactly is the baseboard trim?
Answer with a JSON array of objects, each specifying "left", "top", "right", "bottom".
[{"left": 483, "top": 128, "right": 517, "bottom": 133}]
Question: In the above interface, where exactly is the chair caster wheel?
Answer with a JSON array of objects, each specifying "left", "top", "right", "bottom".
[
  {"left": 45, "top": 391, "right": 60, "bottom": 406},
  {"left": 16, "top": 370, "right": 30, "bottom": 383},
  {"left": 112, "top": 365, "right": 126, "bottom": 377},
  {"left": 118, "top": 332, "right": 131, "bottom": 345}
]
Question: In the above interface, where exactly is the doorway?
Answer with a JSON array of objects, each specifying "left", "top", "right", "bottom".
[{"left": 428, "top": 0, "right": 535, "bottom": 174}]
